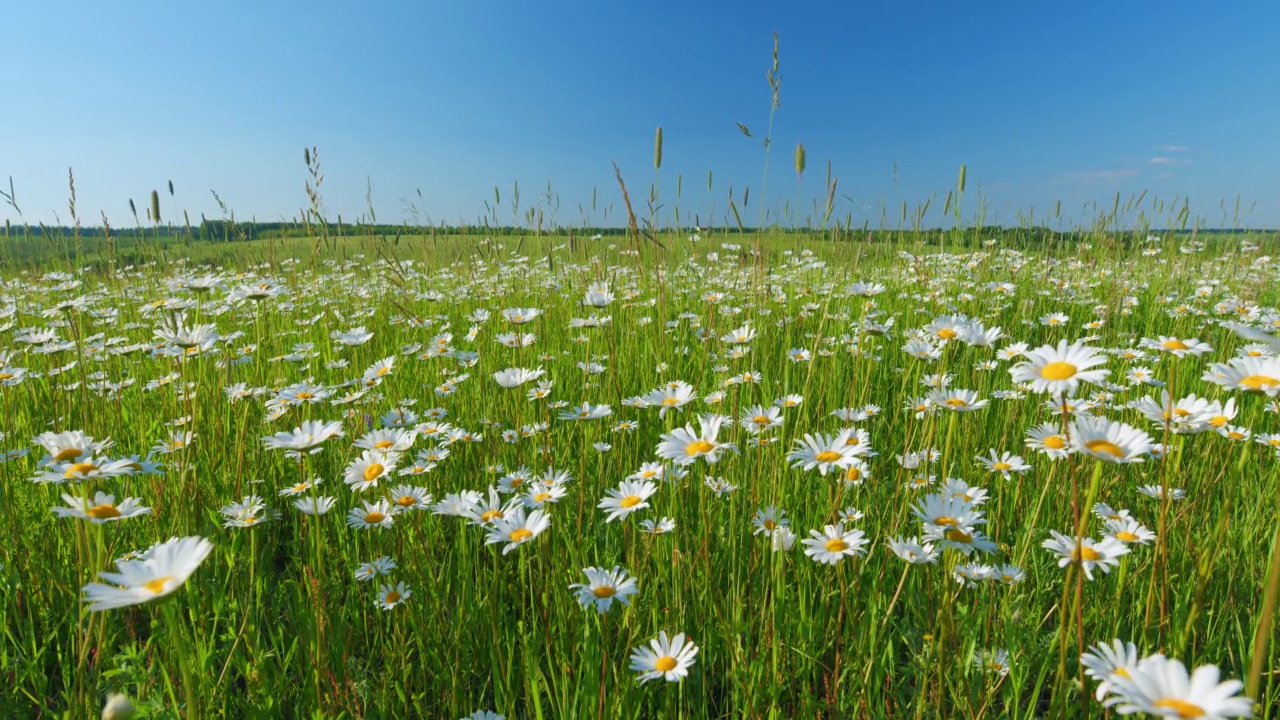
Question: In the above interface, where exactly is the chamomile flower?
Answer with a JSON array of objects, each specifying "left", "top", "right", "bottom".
[
  {"left": 347, "top": 500, "right": 395, "bottom": 530},
  {"left": 1010, "top": 340, "right": 1110, "bottom": 396},
  {"left": 656, "top": 414, "right": 736, "bottom": 465},
  {"left": 1079, "top": 639, "right": 1141, "bottom": 702},
  {"left": 801, "top": 524, "right": 870, "bottom": 564},
  {"left": 355, "top": 556, "right": 397, "bottom": 581},
  {"left": 640, "top": 517, "right": 676, "bottom": 535},
  {"left": 377, "top": 581, "right": 410, "bottom": 610},
  {"left": 1106, "top": 655, "right": 1252, "bottom": 719},
  {"left": 53, "top": 492, "right": 151, "bottom": 523},
  {"left": 629, "top": 631, "right": 699, "bottom": 683},
  {"left": 976, "top": 449, "right": 1031, "bottom": 480},
  {"left": 1042, "top": 530, "right": 1129, "bottom": 580},
  {"left": 787, "top": 429, "right": 864, "bottom": 476},
  {"left": 1070, "top": 416, "right": 1152, "bottom": 464},
  {"left": 569, "top": 566, "right": 639, "bottom": 613},
  {"left": 484, "top": 507, "right": 550, "bottom": 554},
  {"left": 81, "top": 536, "right": 214, "bottom": 611},
  {"left": 599, "top": 480, "right": 658, "bottom": 522}
]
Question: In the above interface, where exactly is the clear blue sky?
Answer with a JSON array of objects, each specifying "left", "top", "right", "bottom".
[{"left": 4, "top": 1, "right": 1279, "bottom": 230}]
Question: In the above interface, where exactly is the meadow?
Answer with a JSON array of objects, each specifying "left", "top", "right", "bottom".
[{"left": 1, "top": 200, "right": 1279, "bottom": 720}]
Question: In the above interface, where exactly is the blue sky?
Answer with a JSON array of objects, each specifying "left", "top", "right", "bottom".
[{"left": 3, "top": 1, "right": 1278, "bottom": 229}]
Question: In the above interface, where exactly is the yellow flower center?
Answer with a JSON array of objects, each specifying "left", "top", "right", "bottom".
[
  {"left": 685, "top": 440, "right": 714, "bottom": 456},
  {"left": 396, "top": 495, "right": 418, "bottom": 507},
  {"left": 509, "top": 528, "right": 533, "bottom": 542},
  {"left": 619, "top": 495, "right": 643, "bottom": 508},
  {"left": 936, "top": 328, "right": 957, "bottom": 339},
  {"left": 364, "top": 512, "right": 386, "bottom": 524},
  {"left": 533, "top": 493, "right": 551, "bottom": 503},
  {"left": 754, "top": 415, "right": 770, "bottom": 425},
  {"left": 1115, "top": 531, "right": 1139, "bottom": 542},
  {"left": 296, "top": 392, "right": 314, "bottom": 400},
  {"left": 944, "top": 528, "right": 973, "bottom": 543},
  {"left": 1208, "top": 416, "right": 1228, "bottom": 428},
  {"left": 945, "top": 398, "right": 968, "bottom": 408},
  {"left": 655, "top": 656, "right": 678, "bottom": 672},
  {"left": 291, "top": 483, "right": 309, "bottom": 493},
  {"left": 1240, "top": 375, "right": 1280, "bottom": 391},
  {"left": 1228, "top": 431, "right": 1246, "bottom": 440},
  {"left": 934, "top": 516, "right": 958, "bottom": 527},
  {"left": 1043, "top": 435, "right": 1066, "bottom": 450},
  {"left": 0, "top": 373, "right": 12, "bottom": 381},
  {"left": 825, "top": 538, "right": 849, "bottom": 552},
  {"left": 1152, "top": 699, "right": 1205, "bottom": 719},
  {"left": 1085, "top": 440, "right": 1125, "bottom": 458},
  {"left": 86, "top": 504, "right": 121, "bottom": 519},
  {"left": 1115, "top": 667, "right": 1132, "bottom": 679},
  {"left": 993, "top": 462, "right": 1012, "bottom": 471},
  {"left": 1161, "top": 340, "right": 1189, "bottom": 351},
  {"left": 378, "top": 367, "right": 390, "bottom": 376},
  {"left": 374, "top": 440, "right": 395, "bottom": 449},
  {"left": 762, "top": 519, "right": 777, "bottom": 530},
  {"left": 662, "top": 397, "right": 680, "bottom": 406},
  {"left": 592, "top": 586, "right": 616, "bottom": 598},
  {"left": 1040, "top": 362, "right": 1078, "bottom": 381},
  {"left": 55, "top": 448, "right": 84, "bottom": 462},
  {"left": 363, "top": 463, "right": 385, "bottom": 481},
  {"left": 1072, "top": 545, "right": 1103, "bottom": 562},
  {"left": 64, "top": 462, "right": 99, "bottom": 478},
  {"left": 480, "top": 509, "right": 503, "bottom": 522},
  {"left": 815, "top": 451, "right": 843, "bottom": 463},
  {"left": 845, "top": 467, "right": 862, "bottom": 481},
  {"left": 384, "top": 591, "right": 401, "bottom": 603},
  {"left": 144, "top": 576, "right": 172, "bottom": 594}
]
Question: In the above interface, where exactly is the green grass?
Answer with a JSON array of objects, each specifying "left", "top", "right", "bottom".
[{"left": 0, "top": 225, "right": 1279, "bottom": 718}]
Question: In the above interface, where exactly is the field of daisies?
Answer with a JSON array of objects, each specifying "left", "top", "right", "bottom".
[{"left": 3, "top": 234, "right": 1280, "bottom": 718}]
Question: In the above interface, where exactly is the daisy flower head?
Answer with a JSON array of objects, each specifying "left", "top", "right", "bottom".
[
  {"left": 656, "top": 414, "right": 736, "bottom": 466},
  {"left": 928, "top": 388, "right": 989, "bottom": 413},
  {"left": 1106, "top": 654, "right": 1252, "bottom": 719},
  {"left": 786, "top": 429, "right": 863, "bottom": 476},
  {"left": 1079, "top": 639, "right": 1141, "bottom": 701},
  {"left": 1010, "top": 340, "right": 1110, "bottom": 396},
  {"left": 501, "top": 307, "right": 542, "bottom": 325},
  {"left": 1070, "top": 415, "right": 1153, "bottom": 464},
  {"left": 493, "top": 367, "right": 546, "bottom": 388},
  {"left": 569, "top": 566, "right": 639, "bottom": 614},
  {"left": 377, "top": 581, "right": 410, "bottom": 610},
  {"left": 1139, "top": 336, "right": 1214, "bottom": 358},
  {"left": 261, "top": 420, "right": 345, "bottom": 456},
  {"left": 629, "top": 631, "right": 699, "bottom": 684},
  {"left": 599, "top": 480, "right": 658, "bottom": 522},
  {"left": 1104, "top": 517, "right": 1157, "bottom": 545},
  {"left": 53, "top": 491, "right": 151, "bottom": 523},
  {"left": 1025, "top": 422, "right": 1074, "bottom": 460},
  {"left": 802, "top": 524, "right": 870, "bottom": 565},
  {"left": 976, "top": 648, "right": 1012, "bottom": 677},
  {"left": 640, "top": 517, "right": 676, "bottom": 535},
  {"left": 347, "top": 499, "right": 395, "bottom": 530},
  {"left": 344, "top": 450, "right": 400, "bottom": 491},
  {"left": 887, "top": 535, "right": 939, "bottom": 564},
  {"left": 1202, "top": 356, "right": 1280, "bottom": 396},
  {"left": 484, "top": 507, "right": 550, "bottom": 554},
  {"left": 751, "top": 506, "right": 789, "bottom": 536},
  {"left": 976, "top": 449, "right": 1031, "bottom": 480},
  {"left": 355, "top": 556, "right": 397, "bottom": 581},
  {"left": 82, "top": 536, "right": 214, "bottom": 611},
  {"left": 1042, "top": 530, "right": 1129, "bottom": 580}
]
